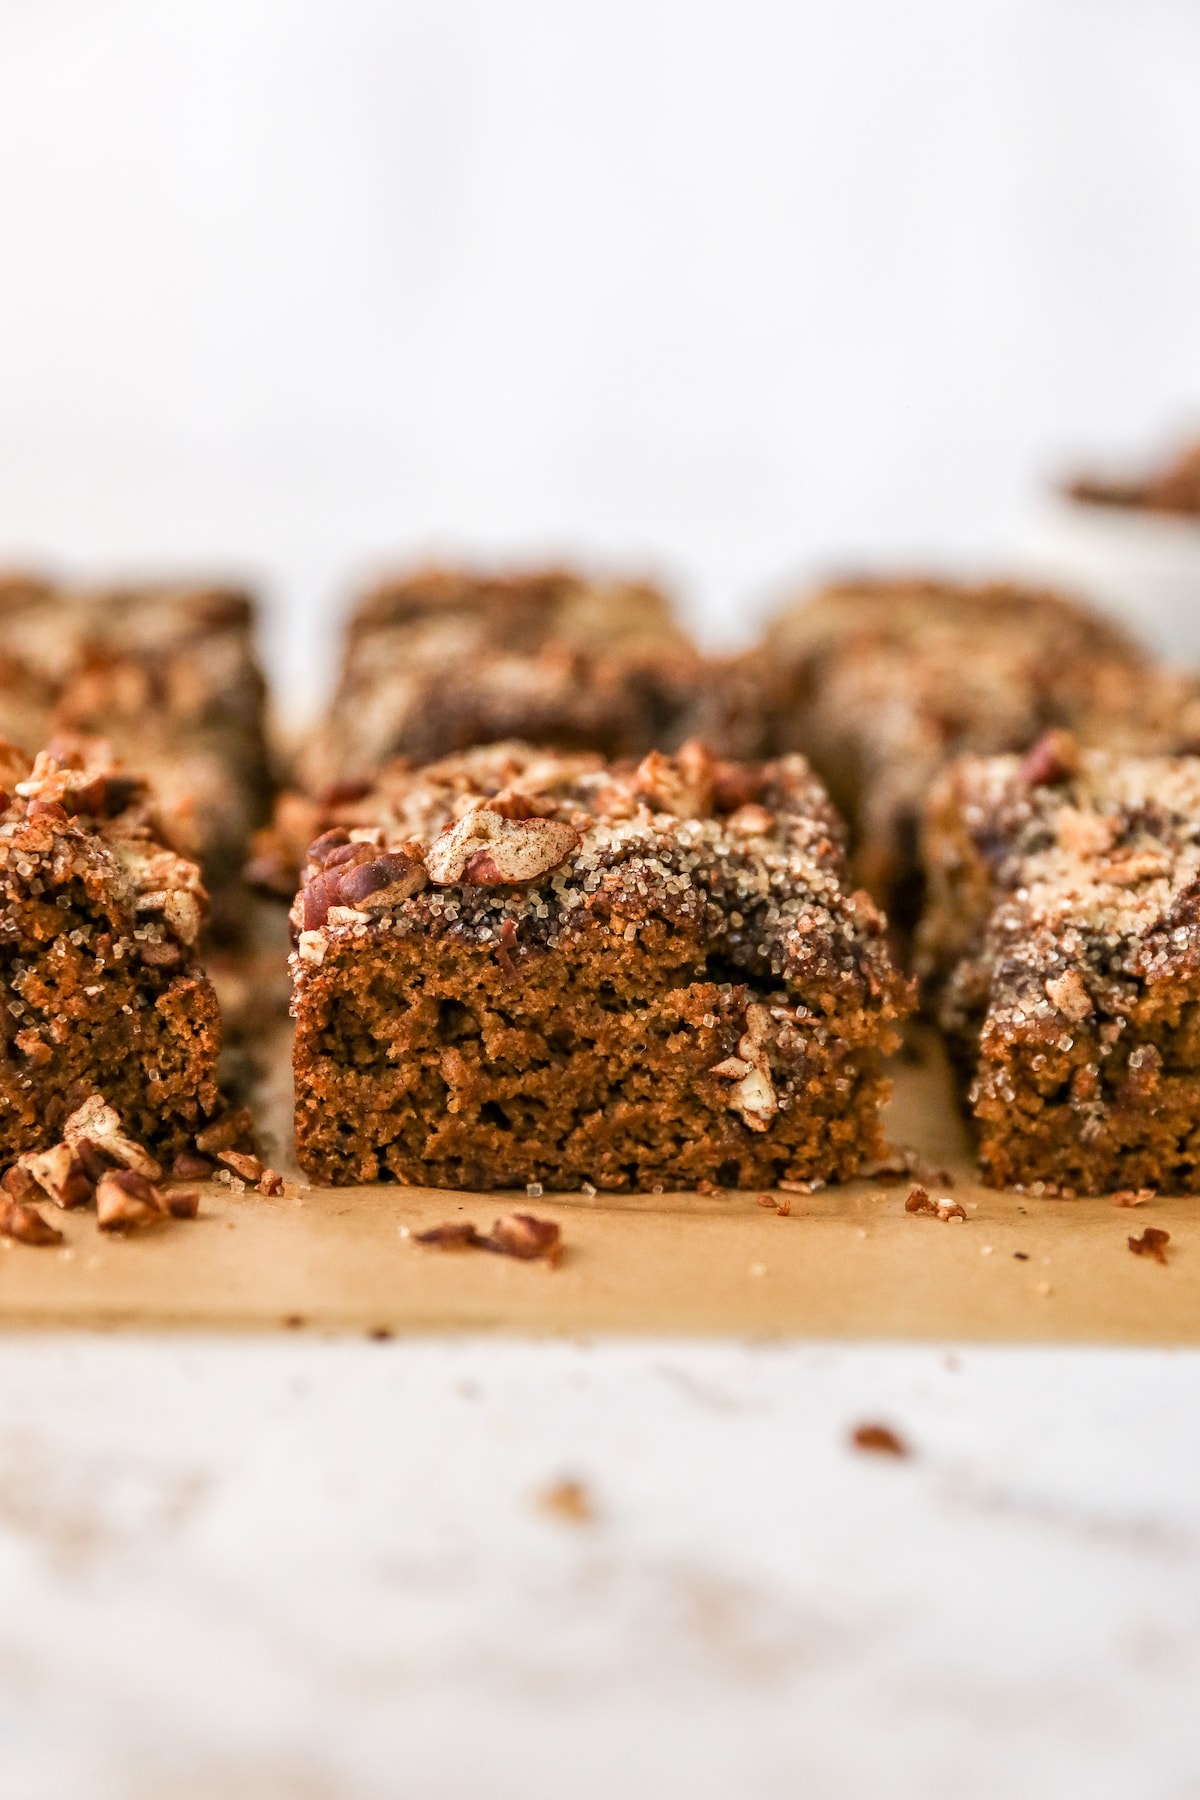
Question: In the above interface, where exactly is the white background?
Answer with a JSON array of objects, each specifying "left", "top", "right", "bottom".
[
  {"left": 3, "top": 12, "right": 1200, "bottom": 1792},
  {"left": 0, "top": 0, "right": 1198, "bottom": 701}
]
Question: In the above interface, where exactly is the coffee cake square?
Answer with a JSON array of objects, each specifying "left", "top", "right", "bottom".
[
  {"left": 0, "top": 740, "right": 222, "bottom": 1165},
  {"left": 920, "top": 732, "right": 1200, "bottom": 1193},
  {"left": 290, "top": 740, "right": 911, "bottom": 1190}
]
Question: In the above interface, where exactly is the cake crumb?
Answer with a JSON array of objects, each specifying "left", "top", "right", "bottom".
[
  {"left": 850, "top": 1422, "right": 910, "bottom": 1458},
  {"left": 1128, "top": 1227, "right": 1170, "bottom": 1264},
  {"left": 537, "top": 1477, "right": 595, "bottom": 1524}
]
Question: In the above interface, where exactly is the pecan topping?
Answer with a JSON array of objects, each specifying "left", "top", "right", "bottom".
[
  {"left": 632, "top": 740, "right": 715, "bottom": 819},
  {"left": 426, "top": 805, "right": 580, "bottom": 886},
  {"left": 336, "top": 848, "right": 428, "bottom": 908},
  {"left": 166, "top": 1190, "right": 201, "bottom": 1219},
  {"left": 95, "top": 1169, "right": 166, "bottom": 1231},
  {"left": 414, "top": 1212, "right": 563, "bottom": 1264},
  {"left": 1019, "top": 728, "right": 1080, "bottom": 788},
  {"left": 1044, "top": 969, "right": 1093, "bottom": 1021}
]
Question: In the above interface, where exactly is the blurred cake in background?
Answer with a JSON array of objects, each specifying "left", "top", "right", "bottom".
[
  {"left": 296, "top": 563, "right": 769, "bottom": 793},
  {"left": 761, "top": 576, "right": 1200, "bottom": 932},
  {"left": 1020, "top": 430, "right": 1200, "bottom": 662},
  {"left": 0, "top": 576, "right": 272, "bottom": 932}
]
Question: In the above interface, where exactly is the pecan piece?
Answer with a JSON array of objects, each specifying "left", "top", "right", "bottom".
[
  {"left": 217, "top": 1151, "right": 263, "bottom": 1183},
  {"left": 1019, "top": 729, "right": 1079, "bottom": 788},
  {"left": 334, "top": 846, "right": 427, "bottom": 909},
  {"left": 0, "top": 1197, "right": 64, "bottom": 1246},
  {"left": 485, "top": 1212, "right": 562, "bottom": 1262},
  {"left": 426, "top": 805, "right": 579, "bottom": 886},
  {"left": 95, "top": 1169, "right": 166, "bottom": 1231},
  {"left": 17, "top": 1143, "right": 93, "bottom": 1209},
  {"left": 62, "top": 1095, "right": 162, "bottom": 1179},
  {"left": 1044, "top": 969, "right": 1093, "bottom": 1021},
  {"left": 1128, "top": 1226, "right": 1170, "bottom": 1264},
  {"left": 632, "top": 740, "right": 715, "bottom": 819}
]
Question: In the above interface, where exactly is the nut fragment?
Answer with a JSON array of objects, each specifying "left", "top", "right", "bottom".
[
  {"left": 95, "top": 1169, "right": 166, "bottom": 1231},
  {"left": 16, "top": 1143, "right": 93, "bottom": 1210},
  {"left": 62, "top": 1095, "right": 162, "bottom": 1179},
  {"left": 257, "top": 1168, "right": 285, "bottom": 1196},
  {"left": 0, "top": 1196, "right": 64, "bottom": 1246},
  {"left": 1019, "top": 728, "right": 1080, "bottom": 788},
  {"left": 725, "top": 1004, "right": 778, "bottom": 1132},
  {"left": 850, "top": 1422, "right": 910, "bottom": 1458},
  {"left": 166, "top": 1190, "right": 200, "bottom": 1220},
  {"left": 426, "top": 804, "right": 580, "bottom": 886},
  {"left": 632, "top": 741, "right": 715, "bottom": 819},
  {"left": 1128, "top": 1226, "right": 1170, "bottom": 1264},
  {"left": 217, "top": 1151, "right": 264, "bottom": 1183},
  {"left": 487, "top": 1212, "right": 562, "bottom": 1263},
  {"left": 1044, "top": 969, "right": 1093, "bottom": 1022}
]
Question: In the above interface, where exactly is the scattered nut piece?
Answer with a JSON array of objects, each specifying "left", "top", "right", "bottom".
[
  {"left": 537, "top": 1478, "right": 595, "bottom": 1524},
  {"left": 172, "top": 1150, "right": 213, "bottom": 1179},
  {"left": 63, "top": 1095, "right": 162, "bottom": 1179},
  {"left": 1, "top": 1164, "right": 42, "bottom": 1206},
  {"left": 1128, "top": 1227, "right": 1170, "bottom": 1264},
  {"left": 1111, "top": 1188, "right": 1154, "bottom": 1208},
  {"left": 95, "top": 1170, "right": 165, "bottom": 1232},
  {"left": 905, "top": 1185, "right": 965, "bottom": 1222},
  {"left": 17, "top": 1144, "right": 93, "bottom": 1210},
  {"left": 0, "top": 1196, "right": 64, "bottom": 1247},
  {"left": 695, "top": 1179, "right": 725, "bottom": 1197},
  {"left": 1044, "top": 969, "right": 1094, "bottom": 1022},
  {"left": 1019, "top": 728, "right": 1080, "bottom": 788},
  {"left": 850, "top": 1422, "right": 910, "bottom": 1458},
  {"left": 937, "top": 1198, "right": 967, "bottom": 1222},
  {"left": 488, "top": 1212, "right": 562, "bottom": 1264},
  {"left": 218, "top": 1151, "right": 264, "bottom": 1183},
  {"left": 414, "top": 1221, "right": 486, "bottom": 1251},
  {"left": 195, "top": 1108, "right": 255, "bottom": 1154},
  {"left": 257, "top": 1168, "right": 285, "bottom": 1196},
  {"left": 166, "top": 1190, "right": 200, "bottom": 1220},
  {"left": 905, "top": 1185, "right": 934, "bottom": 1215}
]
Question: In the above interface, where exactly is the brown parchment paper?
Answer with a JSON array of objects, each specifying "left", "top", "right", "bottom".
[{"left": 1, "top": 1029, "right": 1196, "bottom": 1341}]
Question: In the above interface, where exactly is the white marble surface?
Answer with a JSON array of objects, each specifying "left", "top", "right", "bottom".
[{"left": 3, "top": 1336, "right": 1199, "bottom": 1799}]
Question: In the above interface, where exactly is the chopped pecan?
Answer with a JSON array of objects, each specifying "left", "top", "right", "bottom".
[
  {"left": 632, "top": 741, "right": 715, "bottom": 819},
  {"left": 257, "top": 1168, "right": 285, "bottom": 1196},
  {"left": 905, "top": 1185, "right": 935, "bottom": 1215},
  {"left": 17, "top": 1143, "right": 93, "bottom": 1209},
  {"left": 95, "top": 1169, "right": 165, "bottom": 1231},
  {"left": 1, "top": 1164, "right": 41, "bottom": 1205},
  {"left": 166, "top": 1190, "right": 200, "bottom": 1220},
  {"left": 414, "top": 1221, "right": 485, "bottom": 1250},
  {"left": 486, "top": 1212, "right": 562, "bottom": 1263},
  {"left": 306, "top": 828, "right": 352, "bottom": 865},
  {"left": 1044, "top": 969, "right": 1093, "bottom": 1021},
  {"left": 62, "top": 1095, "right": 162, "bottom": 1179},
  {"left": 850, "top": 1422, "right": 910, "bottom": 1458},
  {"left": 426, "top": 805, "right": 579, "bottom": 885},
  {"left": 1019, "top": 729, "right": 1080, "bottom": 788},
  {"left": 726, "top": 803, "right": 775, "bottom": 837},
  {"left": 724, "top": 1004, "right": 778, "bottom": 1132},
  {"left": 0, "top": 1196, "right": 64, "bottom": 1247},
  {"left": 335, "top": 847, "right": 427, "bottom": 909},
  {"left": 172, "top": 1150, "right": 214, "bottom": 1179},
  {"left": 218, "top": 1151, "right": 264, "bottom": 1183},
  {"left": 195, "top": 1108, "right": 255, "bottom": 1154}
]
